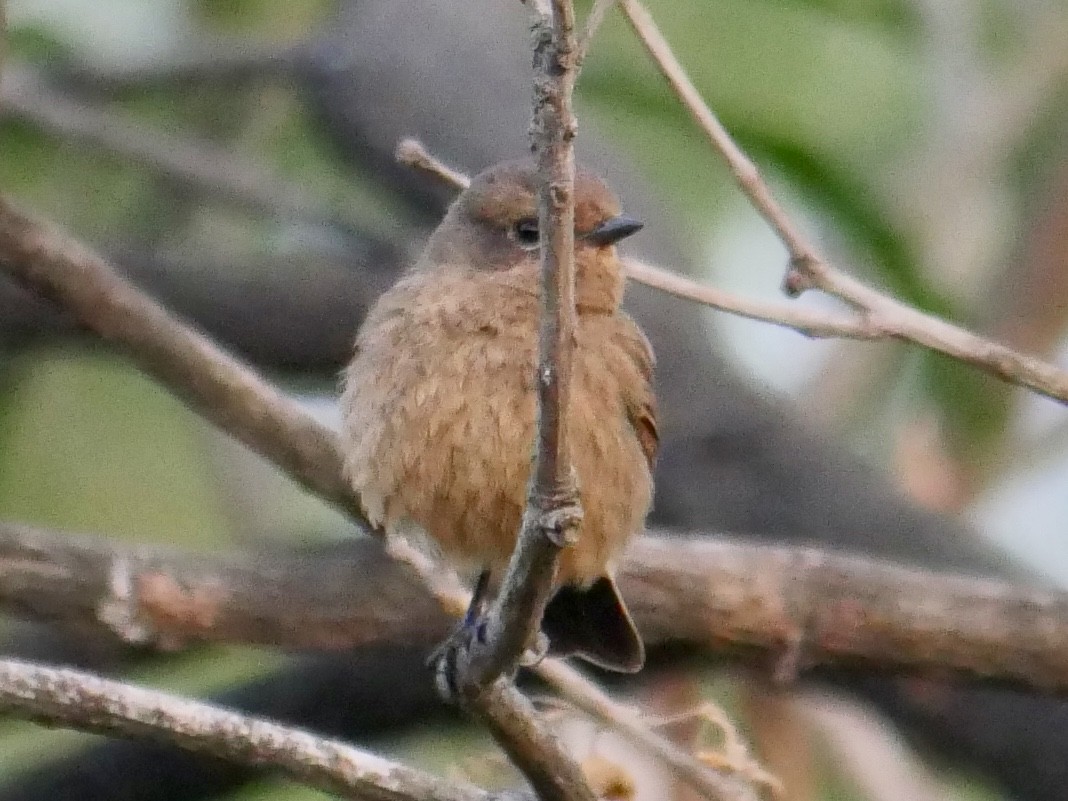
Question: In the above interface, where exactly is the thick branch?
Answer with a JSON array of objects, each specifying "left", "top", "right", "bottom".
[
  {"left": 5, "top": 521, "right": 1068, "bottom": 697},
  {"left": 616, "top": 0, "right": 1068, "bottom": 406},
  {"left": 0, "top": 659, "right": 494, "bottom": 801},
  {"left": 0, "top": 522, "right": 444, "bottom": 651}
]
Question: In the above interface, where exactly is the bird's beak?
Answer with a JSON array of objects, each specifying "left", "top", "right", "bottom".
[{"left": 583, "top": 214, "right": 644, "bottom": 246}]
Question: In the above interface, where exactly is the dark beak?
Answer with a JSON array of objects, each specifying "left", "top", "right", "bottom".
[{"left": 583, "top": 214, "right": 644, "bottom": 246}]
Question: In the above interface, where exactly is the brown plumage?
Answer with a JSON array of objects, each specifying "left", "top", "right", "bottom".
[{"left": 340, "top": 159, "right": 656, "bottom": 672}]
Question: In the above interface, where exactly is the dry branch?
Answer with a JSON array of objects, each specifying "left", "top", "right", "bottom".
[
  {"left": 0, "top": 658, "right": 496, "bottom": 801},
  {"left": 392, "top": 137, "right": 1067, "bottom": 355},
  {"left": 615, "top": 0, "right": 1068, "bottom": 406},
  {"left": 3, "top": 521, "right": 1068, "bottom": 697},
  {"left": 0, "top": 194, "right": 367, "bottom": 524},
  {"left": 463, "top": 0, "right": 584, "bottom": 689}
]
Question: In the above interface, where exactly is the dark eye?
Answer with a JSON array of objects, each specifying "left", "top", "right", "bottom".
[{"left": 512, "top": 218, "right": 540, "bottom": 249}]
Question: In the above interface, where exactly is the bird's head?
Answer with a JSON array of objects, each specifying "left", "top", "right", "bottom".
[{"left": 422, "top": 159, "right": 643, "bottom": 312}]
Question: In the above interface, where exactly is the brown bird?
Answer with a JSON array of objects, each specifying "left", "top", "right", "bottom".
[{"left": 340, "top": 159, "right": 656, "bottom": 672}]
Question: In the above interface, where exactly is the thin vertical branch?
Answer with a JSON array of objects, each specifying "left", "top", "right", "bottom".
[
  {"left": 439, "top": 3, "right": 596, "bottom": 799},
  {"left": 458, "top": 0, "right": 583, "bottom": 694}
]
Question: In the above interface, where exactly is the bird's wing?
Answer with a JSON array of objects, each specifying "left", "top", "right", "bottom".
[{"left": 615, "top": 315, "right": 659, "bottom": 473}]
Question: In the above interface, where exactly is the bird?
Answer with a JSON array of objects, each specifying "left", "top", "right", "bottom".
[{"left": 340, "top": 159, "right": 656, "bottom": 673}]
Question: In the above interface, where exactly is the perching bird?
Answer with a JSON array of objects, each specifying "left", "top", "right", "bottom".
[{"left": 340, "top": 159, "right": 655, "bottom": 672}]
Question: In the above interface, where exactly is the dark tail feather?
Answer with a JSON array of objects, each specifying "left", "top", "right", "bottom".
[{"left": 541, "top": 575, "right": 645, "bottom": 673}]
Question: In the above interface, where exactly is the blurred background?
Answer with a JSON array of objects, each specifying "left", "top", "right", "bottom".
[{"left": 1, "top": 0, "right": 1068, "bottom": 799}]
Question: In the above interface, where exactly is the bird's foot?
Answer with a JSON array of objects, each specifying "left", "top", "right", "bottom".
[{"left": 428, "top": 611, "right": 489, "bottom": 703}]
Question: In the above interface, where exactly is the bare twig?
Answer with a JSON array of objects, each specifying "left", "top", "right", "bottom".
[
  {"left": 391, "top": 140, "right": 1065, "bottom": 359},
  {"left": 616, "top": 0, "right": 1068, "bottom": 407},
  {"left": 0, "top": 658, "right": 496, "bottom": 801},
  {"left": 0, "top": 195, "right": 368, "bottom": 525},
  {"left": 622, "top": 259, "right": 884, "bottom": 340},
  {"left": 478, "top": 0, "right": 584, "bottom": 684},
  {"left": 395, "top": 138, "right": 471, "bottom": 192},
  {"left": 438, "top": 3, "right": 602, "bottom": 800},
  {"left": 393, "top": 140, "right": 875, "bottom": 344},
  {"left": 576, "top": 0, "right": 619, "bottom": 65},
  {"left": 392, "top": 142, "right": 883, "bottom": 339}
]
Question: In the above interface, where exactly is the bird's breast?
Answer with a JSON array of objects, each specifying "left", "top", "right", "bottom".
[{"left": 340, "top": 276, "right": 651, "bottom": 586}]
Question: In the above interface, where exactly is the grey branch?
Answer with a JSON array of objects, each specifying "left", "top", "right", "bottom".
[
  {"left": 0, "top": 658, "right": 496, "bottom": 801},
  {"left": 458, "top": 0, "right": 584, "bottom": 691}
]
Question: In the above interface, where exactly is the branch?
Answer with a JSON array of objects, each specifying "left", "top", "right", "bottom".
[
  {"left": 615, "top": 0, "right": 1068, "bottom": 406},
  {"left": 622, "top": 258, "right": 885, "bottom": 340},
  {"left": 395, "top": 139, "right": 470, "bottom": 193},
  {"left": 389, "top": 140, "right": 990, "bottom": 346},
  {"left": 436, "top": 4, "right": 604, "bottom": 801},
  {"left": 0, "top": 521, "right": 445, "bottom": 651},
  {"left": 0, "top": 195, "right": 367, "bottom": 525},
  {"left": 6, "top": 521, "right": 1068, "bottom": 698},
  {"left": 463, "top": 0, "right": 583, "bottom": 688},
  {"left": 0, "top": 658, "right": 496, "bottom": 801}
]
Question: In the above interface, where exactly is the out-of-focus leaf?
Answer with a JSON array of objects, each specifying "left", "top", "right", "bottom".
[{"left": 0, "top": 350, "right": 231, "bottom": 545}]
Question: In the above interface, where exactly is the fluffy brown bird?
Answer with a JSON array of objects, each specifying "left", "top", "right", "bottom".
[{"left": 340, "top": 159, "right": 656, "bottom": 672}]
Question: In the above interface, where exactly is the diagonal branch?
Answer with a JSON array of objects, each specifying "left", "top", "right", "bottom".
[
  {"left": 0, "top": 195, "right": 368, "bottom": 526},
  {"left": 0, "top": 658, "right": 497, "bottom": 801},
  {"left": 615, "top": 0, "right": 1068, "bottom": 406}
]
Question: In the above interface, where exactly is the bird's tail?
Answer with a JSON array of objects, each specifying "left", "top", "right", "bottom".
[{"left": 541, "top": 575, "right": 645, "bottom": 673}]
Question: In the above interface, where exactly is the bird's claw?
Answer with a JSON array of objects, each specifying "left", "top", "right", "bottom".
[{"left": 428, "top": 614, "right": 489, "bottom": 703}]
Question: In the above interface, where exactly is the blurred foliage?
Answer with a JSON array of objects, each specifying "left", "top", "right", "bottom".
[{"left": 2, "top": 0, "right": 1067, "bottom": 798}]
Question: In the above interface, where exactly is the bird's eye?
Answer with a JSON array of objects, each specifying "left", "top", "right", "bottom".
[{"left": 512, "top": 218, "right": 540, "bottom": 249}]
